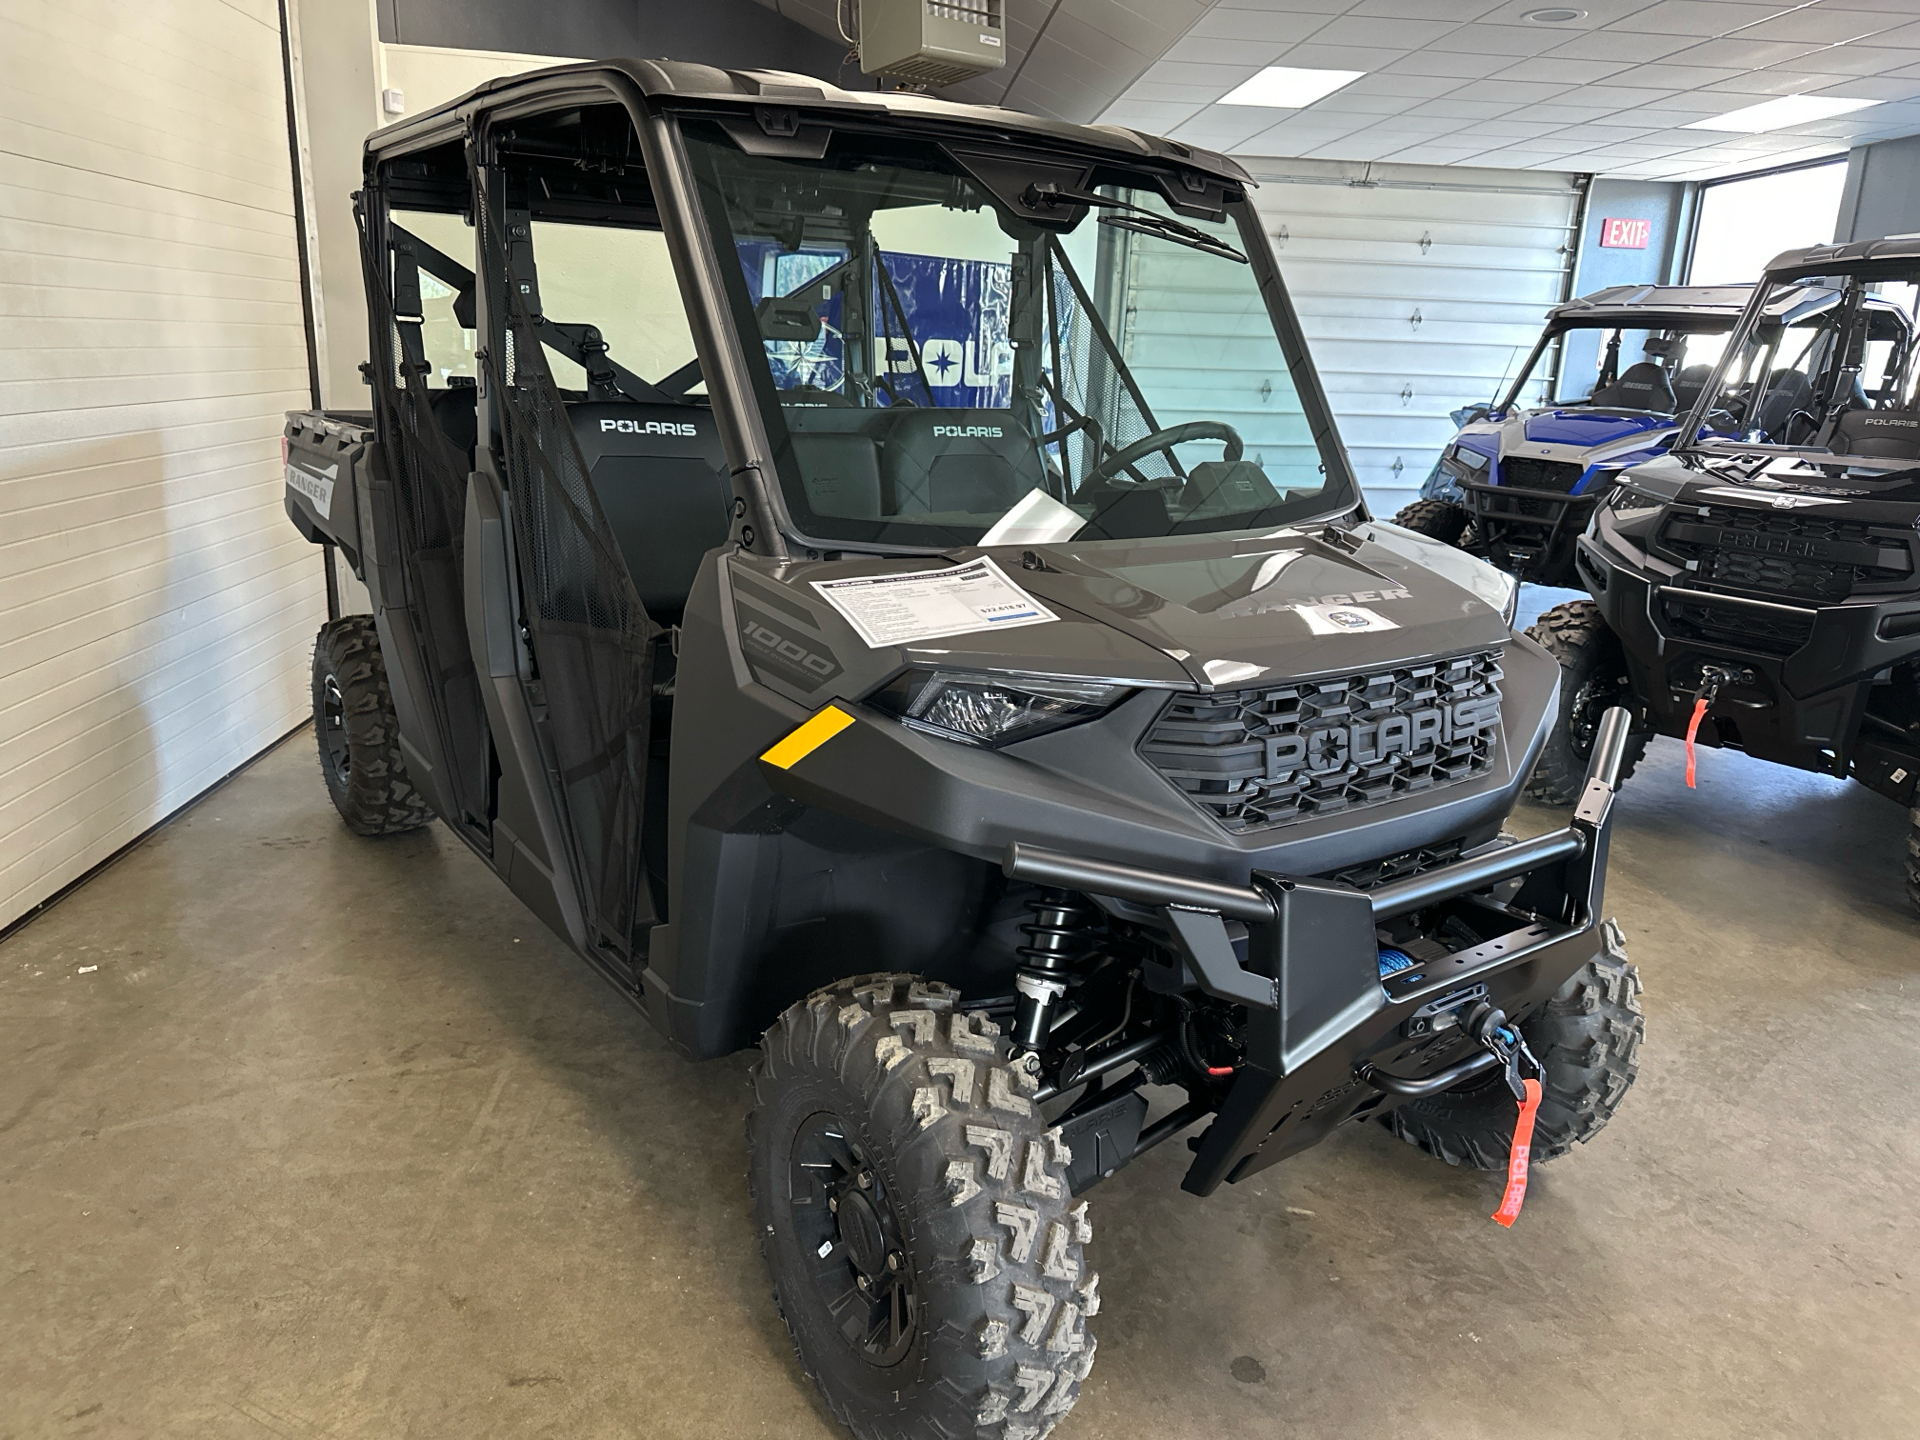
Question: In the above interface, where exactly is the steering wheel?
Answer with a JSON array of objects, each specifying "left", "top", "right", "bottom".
[{"left": 1088, "top": 420, "right": 1244, "bottom": 485}]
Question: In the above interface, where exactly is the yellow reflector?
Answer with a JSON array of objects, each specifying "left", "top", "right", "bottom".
[{"left": 760, "top": 705, "right": 856, "bottom": 770}]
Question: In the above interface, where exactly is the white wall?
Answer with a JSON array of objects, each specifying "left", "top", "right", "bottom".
[{"left": 0, "top": 0, "right": 326, "bottom": 927}]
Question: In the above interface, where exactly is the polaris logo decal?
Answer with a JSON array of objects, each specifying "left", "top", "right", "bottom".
[
  {"left": 932, "top": 424, "right": 1005, "bottom": 439},
  {"left": 600, "top": 418, "right": 698, "bottom": 437},
  {"left": 1862, "top": 416, "right": 1920, "bottom": 427},
  {"left": 1264, "top": 695, "right": 1500, "bottom": 779}
]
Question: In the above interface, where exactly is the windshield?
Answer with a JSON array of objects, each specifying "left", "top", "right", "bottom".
[
  {"left": 681, "top": 123, "right": 1356, "bottom": 548},
  {"left": 1502, "top": 319, "right": 1742, "bottom": 415},
  {"left": 1683, "top": 268, "right": 1919, "bottom": 466}
]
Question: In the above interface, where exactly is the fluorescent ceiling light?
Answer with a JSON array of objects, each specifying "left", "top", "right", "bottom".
[
  {"left": 1218, "top": 66, "right": 1365, "bottom": 109},
  {"left": 1685, "top": 94, "right": 1879, "bottom": 133}
]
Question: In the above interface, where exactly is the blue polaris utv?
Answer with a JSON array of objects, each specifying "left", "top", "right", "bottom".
[{"left": 1394, "top": 282, "right": 1912, "bottom": 589}]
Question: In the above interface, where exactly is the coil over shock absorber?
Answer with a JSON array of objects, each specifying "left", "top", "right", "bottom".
[{"left": 1010, "top": 888, "right": 1098, "bottom": 1065}]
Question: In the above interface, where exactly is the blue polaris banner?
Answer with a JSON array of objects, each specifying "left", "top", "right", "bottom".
[{"left": 737, "top": 242, "right": 1015, "bottom": 408}]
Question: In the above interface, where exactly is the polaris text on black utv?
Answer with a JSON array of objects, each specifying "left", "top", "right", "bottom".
[
  {"left": 281, "top": 60, "right": 1644, "bottom": 1440},
  {"left": 1393, "top": 282, "right": 1911, "bottom": 590},
  {"left": 1536, "top": 235, "right": 1920, "bottom": 907}
]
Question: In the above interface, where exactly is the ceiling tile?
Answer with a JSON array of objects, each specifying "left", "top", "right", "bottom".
[
  {"left": 1808, "top": 74, "right": 1920, "bottom": 101},
  {"left": 1696, "top": 69, "right": 1863, "bottom": 96},
  {"left": 1490, "top": 56, "right": 1639, "bottom": 83},
  {"left": 1136, "top": 59, "right": 1270, "bottom": 93},
  {"left": 1348, "top": 0, "right": 1508, "bottom": 18},
  {"left": 1120, "top": 79, "right": 1235, "bottom": 104},
  {"left": 1307, "top": 14, "right": 1464, "bottom": 48},
  {"left": 1169, "top": 108, "right": 1302, "bottom": 147},
  {"left": 1271, "top": 42, "right": 1414, "bottom": 70},
  {"left": 1098, "top": 100, "right": 1208, "bottom": 130},
  {"left": 1306, "top": 91, "right": 1429, "bottom": 116},
  {"left": 1611, "top": 2, "right": 1808, "bottom": 39},
  {"left": 1345, "top": 71, "right": 1471, "bottom": 98},
  {"left": 1542, "top": 29, "right": 1700, "bottom": 62},
  {"left": 1611, "top": 61, "right": 1745, "bottom": 88},
  {"left": 1407, "top": 96, "right": 1530, "bottom": 118},
  {"left": 1867, "top": 22, "right": 1920, "bottom": 49},
  {"left": 1560, "top": 83, "right": 1692, "bottom": 107},
  {"left": 1730, "top": 9, "right": 1901, "bottom": 45},
  {"left": 1187, "top": 9, "right": 1338, "bottom": 45},
  {"left": 1806, "top": 44, "right": 1920, "bottom": 77},
  {"left": 1427, "top": 22, "right": 1574, "bottom": 56},
  {"left": 1160, "top": 35, "right": 1295, "bottom": 68},
  {"left": 1661, "top": 36, "right": 1828, "bottom": 68},
  {"left": 1523, "top": 101, "right": 1630, "bottom": 121},
  {"left": 1383, "top": 50, "right": 1524, "bottom": 79}
]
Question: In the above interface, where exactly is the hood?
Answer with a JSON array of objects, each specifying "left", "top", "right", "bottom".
[
  {"left": 947, "top": 527, "right": 1516, "bottom": 691},
  {"left": 1519, "top": 409, "right": 1673, "bottom": 451}
]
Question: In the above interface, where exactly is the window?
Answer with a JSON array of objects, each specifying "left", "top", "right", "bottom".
[{"left": 1687, "top": 162, "right": 1848, "bottom": 287}]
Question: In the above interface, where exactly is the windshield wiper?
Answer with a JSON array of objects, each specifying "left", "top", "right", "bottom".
[{"left": 1022, "top": 183, "right": 1247, "bottom": 264}]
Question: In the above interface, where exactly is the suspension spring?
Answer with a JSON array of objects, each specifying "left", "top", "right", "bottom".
[{"left": 1011, "top": 889, "right": 1099, "bottom": 1056}]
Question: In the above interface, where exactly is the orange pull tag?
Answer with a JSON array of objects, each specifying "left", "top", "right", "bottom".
[
  {"left": 1683, "top": 697, "right": 1709, "bottom": 789},
  {"left": 1492, "top": 1076, "right": 1543, "bottom": 1228}
]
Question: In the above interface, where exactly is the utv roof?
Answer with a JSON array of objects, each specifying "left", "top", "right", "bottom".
[
  {"left": 1547, "top": 280, "right": 1902, "bottom": 329},
  {"left": 1764, "top": 232, "right": 1920, "bottom": 276},
  {"left": 366, "top": 56, "right": 1252, "bottom": 187}
]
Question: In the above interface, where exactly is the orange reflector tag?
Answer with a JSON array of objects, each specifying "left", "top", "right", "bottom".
[
  {"left": 1492, "top": 1076, "right": 1543, "bottom": 1228},
  {"left": 1684, "top": 696, "right": 1709, "bottom": 789},
  {"left": 760, "top": 706, "right": 855, "bottom": 770}
]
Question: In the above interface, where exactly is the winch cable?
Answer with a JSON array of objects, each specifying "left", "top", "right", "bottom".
[{"left": 1685, "top": 697, "right": 1709, "bottom": 788}]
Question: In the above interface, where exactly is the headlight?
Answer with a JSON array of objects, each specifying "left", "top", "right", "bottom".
[
  {"left": 1441, "top": 444, "right": 1491, "bottom": 478},
  {"left": 867, "top": 669, "right": 1130, "bottom": 748}
]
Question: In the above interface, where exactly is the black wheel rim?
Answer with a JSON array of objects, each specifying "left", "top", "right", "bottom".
[
  {"left": 787, "top": 1112, "right": 918, "bottom": 1366},
  {"left": 1567, "top": 675, "right": 1627, "bottom": 761},
  {"left": 321, "top": 673, "right": 351, "bottom": 782}
]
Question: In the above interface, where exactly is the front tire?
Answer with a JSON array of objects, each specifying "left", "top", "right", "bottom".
[
  {"left": 1393, "top": 498, "right": 1474, "bottom": 547},
  {"left": 312, "top": 617, "right": 433, "bottom": 836},
  {"left": 1524, "top": 600, "right": 1648, "bottom": 805},
  {"left": 750, "top": 975, "right": 1098, "bottom": 1440},
  {"left": 1385, "top": 923, "right": 1643, "bottom": 1170}
]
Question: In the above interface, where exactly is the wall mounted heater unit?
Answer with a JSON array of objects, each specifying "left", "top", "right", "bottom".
[{"left": 859, "top": 0, "right": 1007, "bottom": 87}]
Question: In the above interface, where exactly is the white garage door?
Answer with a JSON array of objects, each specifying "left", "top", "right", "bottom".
[
  {"left": 1241, "top": 160, "right": 1582, "bottom": 517},
  {"left": 1, "top": 0, "right": 323, "bottom": 928}
]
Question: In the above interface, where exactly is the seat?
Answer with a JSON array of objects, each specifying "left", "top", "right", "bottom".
[
  {"left": 1830, "top": 407, "right": 1920, "bottom": 460},
  {"left": 1589, "top": 361, "right": 1676, "bottom": 413},
  {"left": 427, "top": 384, "right": 478, "bottom": 458},
  {"left": 1752, "top": 369, "right": 1814, "bottom": 443},
  {"left": 1672, "top": 364, "right": 1711, "bottom": 416},
  {"left": 567, "top": 400, "right": 732, "bottom": 619},
  {"left": 783, "top": 407, "right": 883, "bottom": 520},
  {"left": 877, "top": 408, "right": 1045, "bottom": 516}
]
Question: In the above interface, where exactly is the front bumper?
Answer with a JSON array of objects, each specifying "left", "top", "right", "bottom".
[
  {"left": 1459, "top": 474, "right": 1601, "bottom": 587},
  {"left": 1005, "top": 709, "right": 1633, "bottom": 1197},
  {"left": 1577, "top": 526, "right": 1920, "bottom": 790}
]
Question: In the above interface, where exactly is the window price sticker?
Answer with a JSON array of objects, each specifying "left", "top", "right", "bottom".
[{"left": 811, "top": 557, "right": 1059, "bottom": 648}]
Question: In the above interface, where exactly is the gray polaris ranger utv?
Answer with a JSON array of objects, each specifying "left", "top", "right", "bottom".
[{"left": 282, "top": 60, "right": 1643, "bottom": 1440}]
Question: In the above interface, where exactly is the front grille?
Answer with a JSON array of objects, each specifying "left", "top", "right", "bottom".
[
  {"left": 1496, "top": 456, "right": 1584, "bottom": 493},
  {"left": 1141, "top": 652, "right": 1504, "bottom": 834},
  {"left": 1657, "top": 506, "right": 1913, "bottom": 603},
  {"left": 1329, "top": 839, "right": 1467, "bottom": 890},
  {"left": 1661, "top": 593, "right": 1815, "bottom": 658}
]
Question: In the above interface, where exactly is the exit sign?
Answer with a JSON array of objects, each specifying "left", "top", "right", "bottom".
[{"left": 1600, "top": 216, "right": 1652, "bottom": 249}]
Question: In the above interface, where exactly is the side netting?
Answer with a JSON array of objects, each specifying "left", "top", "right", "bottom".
[
  {"left": 473, "top": 187, "right": 659, "bottom": 956},
  {"left": 357, "top": 204, "right": 493, "bottom": 830}
]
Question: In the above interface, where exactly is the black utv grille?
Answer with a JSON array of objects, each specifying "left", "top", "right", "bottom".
[
  {"left": 1141, "top": 652, "right": 1504, "bottom": 834},
  {"left": 1496, "top": 456, "right": 1585, "bottom": 493},
  {"left": 1657, "top": 506, "right": 1914, "bottom": 603},
  {"left": 1661, "top": 594, "right": 1816, "bottom": 658}
]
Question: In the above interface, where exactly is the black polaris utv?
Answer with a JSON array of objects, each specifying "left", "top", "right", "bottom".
[
  {"left": 1529, "top": 237, "right": 1920, "bottom": 904},
  {"left": 1392, "top": 282, "right": 1911, "bottom": 591},
  {"left": 281, "top": 60, "right": 1643, "bottom": 1439}
]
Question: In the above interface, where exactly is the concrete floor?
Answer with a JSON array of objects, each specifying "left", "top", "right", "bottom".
[{"left": 4, "top": 719, "right": 1918, "bottom": 1439}]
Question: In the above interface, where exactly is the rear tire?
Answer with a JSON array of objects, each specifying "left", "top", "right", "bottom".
[
  {"left": 1392, "top": 498, "right": 1473, "bottom": 547},
  {"left": 750, "top": 975, "right": 1098, "bottom": 1440},
  {"left": 1524, "top": 600, "right": 1648, "bottom": 806},
  {"left": 1385, "top": 922, "right": 1643, "bottom": 1170},
  {"left": 1906, "top": 808, "right": 1920, "bottom": 915},
  {"left": 312, "top": 617, "right": 433, "bottom": 836}
]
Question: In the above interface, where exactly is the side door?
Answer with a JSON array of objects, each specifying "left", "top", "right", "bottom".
[
  {"left": 358, "top": 147, "right": 497, "bottom": 851},
  {"left": 462, "top": 100, "right": 677, "bottom": 991}
]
